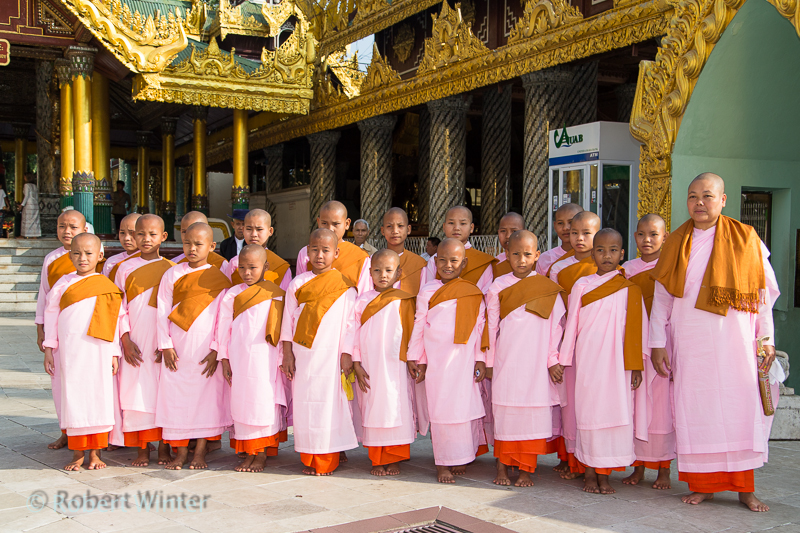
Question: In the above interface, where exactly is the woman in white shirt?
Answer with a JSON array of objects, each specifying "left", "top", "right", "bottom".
[{"left": 19, "top": 173, "right": 41, "bottom": 238}]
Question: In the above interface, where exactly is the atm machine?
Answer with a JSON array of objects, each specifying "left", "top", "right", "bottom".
[{"left": 547, "top": 121, "right": 642, "bottom": 257}]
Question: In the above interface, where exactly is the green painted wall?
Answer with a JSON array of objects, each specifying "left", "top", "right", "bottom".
[{"left": 671, "top": 0, "right": 800, "bottom": 388}]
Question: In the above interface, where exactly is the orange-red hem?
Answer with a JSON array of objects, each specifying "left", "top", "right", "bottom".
[
  {"left": 367, "top": 444, "right": 411, "bottom": 466},
  {"left": 68, "top": 432, "right": 109, "bottom": 451},
  {"left": 633, "top": 460, "right": 672, "bottom": 470},
  {"left": 123, "top": 428, "right": 162, "bottom": 449},
  {"left": 678, "top": 470, "right": 754, "bottom": 493},
  {"left": 300, "top": 452, "right": 340, "bottom": 474},
  {"left": 494, "top": 439, "right": 547, "bottom": 473}
]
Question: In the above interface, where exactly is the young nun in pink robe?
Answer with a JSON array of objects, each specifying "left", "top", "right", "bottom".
[
  {"left": 407, "top": 238, "right": 489, "bottom": 484},
  {"left": 536, "top": 203, "right": 582, "bottom": 277},
  {"left": 620, "top": 214, "right": 675, "bottom": 490},
  {"left": 559, "top": 228, "right": 649, "bottom": 495},
  {"left": 486, "top": 230, "right": 566, "bottom": 488},
  {"left": 156, "top": 222, "right": 232, "bottom": 470},
  {"left": 280, "top": 229, "right": 359, "bottom": 476},
  {"left": 43, "top": 234, "right": 122, "bottom": 471},
  {"left": 352, "top": 250, "right": 417, "bottom": 477},
  {"left": 215, "top": 245, "right": 286, "bottom": 473}
]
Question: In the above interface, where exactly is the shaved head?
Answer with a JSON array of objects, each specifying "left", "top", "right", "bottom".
[
  {"left": 446, "top": 206, "right": 473, "bottom": 224},
  {"left": 556, "top": 203, "right": 583, "bottom": 218},
  {"left": 181, "top": 211, "right": 208, "bottom": 229},
  {"left": 438, "top": 237, "right": 466, "bottom": 257},
  {"left": 245, "top": 209, "right": 271, "bottom": 227},
  {"left": 499, "top": 212, "right": 524, "bottom": 227},
  {"left": 71, "top": 232, "right": 101, "bottom": 251},
  {"left": 383, "top": 207, "right": 409, "bottom": 225},
  {"left": 508, "top": 229, "right": 538, "bottom": 250},
  {"left": 690, "top": 172, "right": 725, "bottom": 194},
  {"left": 59, "top": 209, "right": 86, "bottom": 226},
  {"left": 185, "top": 221, "right": 214, "bottom": 242},
  {"left": 320, "top": 200, "right": 348, "bottom": 218},
  {"left": 594, "top": 227, "right": 624, "bottom": 247},
  {"left": 136, "top": 214, "right": 165, "bottom": 232},
  {"left": 310, "top": 227, "right": 338, "bottom": 247},
  {"left": 638, "top": 213, "right": 666, "bottom": 232},
  {"left": 121, "top": 213, "right": 141, "bottom": 226},
  {"left": 570, "top": 211, "right": 601, "bottom": 230},
  {"left": 240, "top": 243, "right": 267, "bottom": 263},
  {"left": 372, "top": 248, "right": 400, "bottom": 267}
]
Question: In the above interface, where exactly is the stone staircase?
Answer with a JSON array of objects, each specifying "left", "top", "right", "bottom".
[{"left": 0, "top": 239, "right": 55, "bottom": 314}]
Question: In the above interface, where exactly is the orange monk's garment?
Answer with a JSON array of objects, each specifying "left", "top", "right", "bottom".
[
  {"left": 429, "top": 278, "right": 488, "bottom": 350},
  {"left": 306, "top": 241, "right": 368, "bottom": 287},
  {"left": 60, "top": 275, "right": 123, "bottom": 342},
  {"left": 108, "top": 251, "right": 142, "bottom": 282},
  {"left": 493, "top": 259, "right": 512, "bottom": 279},
  {"left": 233, "top": 280, "right": 285, "bottom": 346},
  {"left": 179, "top": 250, "right": 226, "bottom": 270},
  {"left": 122, "top": 258, "right": 175, "bottom": 307},
  {"left": 435, "top": 248, "right": 497, "bottom": 286},
  {"left": 48, "top": 252, "right": 76, "bottom": 288},
  {"left": 293, "top": 270, "right": 354, "bottom": 348},
  {"left": 498, "top": 275, "right": 564, "bottom": 320},
  {"left": 557, "top": 255, "right": 597, "bottom": 305},
  {"left": 398, "top": 251, "right": 428, "bottom": 295},
  {"left": 168, "top": 267, "right": 231, "bottom": 331},
  {"left": 629, "top": 270, "right": 656, "bottom": 316},
  {"left": 361, "top": 288, "right": 415, "bottom": 361},
  {"left": 546, "top": 249, "right": 575, "bottom": 277}
]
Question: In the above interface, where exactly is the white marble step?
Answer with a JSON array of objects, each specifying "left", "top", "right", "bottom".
[
  {"left": 0, "top": 291, "right": 38, "bottom": 302},
  {"left": 0, "top": 272, "right": 40, "bottom": 282},
  {"left": 0, "top": 300, "right": 37, "bottom": 312},
  {"left": 0, "top": 283, "right": 39, "bottom": 292},
  {"left": 0, "top": 264, "right": 43, "bottom": 273}
]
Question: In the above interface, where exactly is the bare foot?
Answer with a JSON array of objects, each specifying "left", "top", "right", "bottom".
[
  {"left": 561, "top": 471, "right": 584, "bottom": 480},
  {"left": 235, "top": 455, "right": 255, "bottom": 472},
  {"left": 371, "top": 465, "right": 387, "bottom": 476},
  {"left": 451, "top": 465, "right": 466, "bottom": 476},
  {"left": 49, "top": 433, "right": 68, "bottom": 450},
  {"left": 437, "top": 466, "right": 455, "bottom": 483},
  {"left": 157, "top": 442, "right": 173, "bottom": 465},
  {"left": 165, "top": 447, "right": 189, "bottom": 470},
  {"left": 132, "top": 447, "right": 151, "bottom": 467},
  {"left": 64, "top": 450, "right": 84, "bottom": 471},
  {"left": 553, "top": 459, "right": 569, "bottom": 473},
  {"left": 385, "top": 463, "right": 401, "bottom": 476},
  {"left": 87, "top": 450, "right": 107, "bottom": 470},
  {"left": 339, "top": 451, "right": 348, "bottom": 463},
  {"left": 682, "top": 492, "right": 714, "bottom": 505},
  {"left": 583, "top": 468, "right": 600, "bottom": 493},
  {"left": 105, "top": 444, "right": 121, "bottom": 451},
  {"left": 597, "top": 473, "right": 615, "bottom": 494},
  {"left": 206, "top": 440, "right": 221, "bottom": 454},
  {"left": 189, "top": 439, "right": 210, "bottom": 469},
  {"left": 302, "top": 466, "right": 332, "bottom": 476},
  {"left": 493, "top": 460, "right": 511, "bottom": 486},
  {"left": 515, "top": 470, "right": 534, "bottom": 487},
  {"left": 739, "top": 492, "right": 769, "bottom": 512},
  {"left": 623, "top": 465, "right": 645, "bottom": 485},
  {"left": 653, "top": 467, "right": 671, "bottom": 489},
  {"left": 249, "top": 453, "right": 267, "bottom": 473}
]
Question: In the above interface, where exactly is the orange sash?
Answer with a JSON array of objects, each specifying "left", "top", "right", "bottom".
[
  {"left": 498, "top": 275, "right": 564, "bottom": 320},
  {"left": 429, "top": 278, "right": 488, "bottom": 349},
  {"left": 651, "top": 216, "right": 765, "bottom": 316},
  {"left": 233, "top": 280, "right": 285, "bottom": 347},
  {"left": 95, "top": 259, "right": 106, "bottom": 273},
  {"left": 557, "top": 255, "right": 597, "bottom": 304},
  {"left": 123, "top": 258, "right": 175, "bottom": 307},
  {"left": 398, "top": 251, "right": 428, "bottom": 296},
  {"left": 47, "top": 251, "right": 76, "bottom": 288},
  {"left": 436, "top": 247, "right": 497, "bottom": 285},
  {"left": 493, "top": 259, "right": 512, "bottom": 279},
  {"left": 306, "top": 241, "right": 368, "bottom": 287},
  {"left": 293, "top": 270, "right": 354, "bottom": 348},
  {"left": 60, "top": 275, "right": 123, "bottom": 342},
  {"left": 108, "top": 251, "right": 141, "bottom": 282},
  {"left": 581, "top": 274, "right": 644, "bottom": 371},
  {"left": 178, "top": 250, "right": 226, "bottom": 270},
  {"left": 629, "top": 269, "right": 656, "bottom": 317},
  {"left": 231, "top": 249, "right": 290, "bottom": 286},
  {"left": 546, "top": 248, "right": 575, "bottom": 277},
  {"left": 360, "top": 289, "right": 416, "bottom": 362},
  {"left": 168, "top": 267, "right": 232, "bottom": 331}
]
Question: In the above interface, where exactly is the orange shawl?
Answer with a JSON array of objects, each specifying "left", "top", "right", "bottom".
[
  {"left": 581, "top": 274, "right": 644, "bottom": 371},
  {"left": 651, "top": 216, "right": 765, "bottom": 316},
  {"left": 231, "top": 249, "right": 290, "bottom": 286},
  {"left": 398, "top": 251, "right": 428, "bottom": 296},
  {"left": 178, "top": 250, "right": 226, "bottom": 270},
  {"left": 293, "top": 270, "right": 354, "bottom": 348},
  {"left": 498, "top": 275, "right": 564, "bottom": 320},
  {"left": 60, "top": 275, "right": 123, "bottom": 342},
  {"left": 360, "top": 289, "right": 416, "bottom": 362},
  {"left": 108, "top": 251, "right": 142, "bottom": 282},
  {"left": 168, "top": 267, "right": 232, "bottom": 331},
  {"left": 546, "top": 248, "right": 575, "bottom": 277},
  {"left": 493, "top": 258, "right": 512, "bottom": 279},
  {"left": 557, "top": 255, "right": 597, "bottom": 304},
  {"left": 436, "top": 247, "right": 497, "bottom": 285},
  {"left": 629, "top": 269, "right": 656, "bottom": 317},
  {"left": 122, "top": 258, "right": 174, "bottom": 307},
  {"left": 48, "top": 251, "right": 76, "bottom": 288},
  {"left": 233, "top": 280, "right": 285, "bottom": 347},
  {"left": 429, "top": 278, "right": 489, "bottom": 350},
  {"left": 306, "top": 241, "right": 368, "bottom": 287}
]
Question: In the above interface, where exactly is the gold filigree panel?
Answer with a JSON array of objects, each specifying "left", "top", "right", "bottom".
[
  {"left": 508, "top": 0, "right": 583, "bottom": 43},
  {"left": 418, "top": 1, "right": 489, "bottom": 75}
]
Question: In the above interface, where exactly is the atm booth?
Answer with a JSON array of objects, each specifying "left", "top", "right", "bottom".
[{"left": 547, "top": 121, "right": 642, "bottom": 257}]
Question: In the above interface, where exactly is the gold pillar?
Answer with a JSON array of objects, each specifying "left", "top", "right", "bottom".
[
  {"left": 136, "top": 131, "right": 150, "bottom": 213},
  {"left": 192, "top": 106, "right": 208, "bottom": 213},
  {"left": 161, "top": 117, "right": 177, "bottom": 236},
  {"left": 91, "top": 72, "right": 109, "bottom": 184},
  {"left": 232, "top": 108, "right": 249, "bottom": 209},
  {"left": 12, "top": 124, "right": 29, "bottom": 204},
  {"left": 67, "top": 46, "right": 96, "bottom": 224},
  {"left": 55, "top": 59, "right": 74, "bottom": 205}
]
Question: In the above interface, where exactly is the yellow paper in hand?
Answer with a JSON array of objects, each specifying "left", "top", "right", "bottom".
[{"left": 341, "top": 371, "right": 356, "bottom": 401}]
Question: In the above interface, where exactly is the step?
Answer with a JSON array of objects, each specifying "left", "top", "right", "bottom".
[
  {"left": 0, "top": 273, "right": 41, "bottom": 283},
  {"left": 0, "top": 282, "right": 39, "bottom": 292},
  {"left": 0, "top": 301, "right": 37, "bottom": 312},
  {"left": 0, "top": 238, "right": 61, "bottom": 249},
  {"left": 0, "top": 247, "right": 50, "bottom": 257},
  {"left": 0, "top": 264, "right": 43, "bottom": 273},
  {"left": 0, "top": 255, "right": 49, "bottom": 265},
  {"left": 0, "top": 291, "right": 39, "bottom": 302}
]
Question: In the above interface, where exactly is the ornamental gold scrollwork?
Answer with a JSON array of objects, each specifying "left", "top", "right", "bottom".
[
  {"left": 417, "top": 1, "right": 489, "bottom": 75},
  {"left": 262, "top": 0, "right": 299, "bottom": 36},
  {"left": 184, "top": 0, "right": 208, "bottom": 40},
  {"left": 213, "top": 0, "right": 268, "bottom": 40},
  {"left": 393, "top": 23, "right": 415, "bottom": 63},
  {"left": 362, "top": 42, "right": 401, "bottom": 93},
  {"left": 508, "top": 0, "right": 583, "bottom": 44},
  {"left": 354, "top": 0, "right": 391, "bottom": 24},
  {"left": 324, "top": 49, "right": 366, "bottom": 98},
  {"left": 57, "top": 0, "right": 188, "bottom": 72}
]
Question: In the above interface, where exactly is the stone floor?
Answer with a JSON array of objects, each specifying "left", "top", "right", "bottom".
[{"left": 1, "top": 316, "right": 799, "bottom": 533}]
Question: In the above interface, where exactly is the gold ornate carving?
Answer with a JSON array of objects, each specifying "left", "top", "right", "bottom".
[
  {"left": 324, "top": 50, "right": 366, "bottom": 98},
  {"left": 362, "top": 42, "right": 401, "bottom": 93},
  {"left": 460, "top": 0, "right": 476, "bottom": 25},
  {"left": 184, "top": 0, "right": 208, "bottom": 40},
  {"left": 766, "top": 0, "right": 800, "bottom": 37},
  {"left": 39, "top": 1, "right": 73, "bottom": 34},
  {"left": 393, "top": 23, "right": 414, "bottom": 63},
  {"left": 417, "top": 1, "right": 489, "bottom": 75},
  {"left": 354, "top": 0, "right": 391, "bottom": 24},
  {"left": 508, "top": 0, "right": 583, "bottom": 44},
  {"left": 262, "top": 0, "right": 299, "bottom": 37},
  {"left": 211, "top": 0, "right": 268, "bottom": 40},
  {"left": 228, "top": 0, "right": 670, "bottom": 165},
  {"left": 57, "top": 0, "right": 188, "bottom": 73}
]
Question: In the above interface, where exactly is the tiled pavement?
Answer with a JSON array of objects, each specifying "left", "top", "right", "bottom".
[{"left": 1, "top": 317, "right": 799, "bottom": 533}]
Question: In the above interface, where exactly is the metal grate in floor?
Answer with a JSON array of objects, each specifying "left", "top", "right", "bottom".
[{"left": 392, "top": 522, "right": 473, "bottom": 533}]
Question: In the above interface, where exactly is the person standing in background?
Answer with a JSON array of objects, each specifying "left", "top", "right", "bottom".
[
  {"left": 19, "top": 173, "right": 41, "bottom": 239},
  {"left": 353, "top": 219, "right": 378, "bottom": 256},
  {"left": 219, "top": 209, "right": 248, "bottom": 261},
  {"left": 112, "top": 181, "right": 132, "bottom": 233}
]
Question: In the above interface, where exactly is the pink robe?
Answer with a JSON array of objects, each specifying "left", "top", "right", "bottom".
[
  {"left": 407, "top": 280, "right": 487, "bottom": 466},
  {"left": 295, "top": 246, "right": 372, "bottom": 294},
  {"left": 213, "top": 284, "right": 286, "bottom": 441},
  {"left": 536, "top": 245, "right": 567, "bottom": 276},
  {"left": 115, "top": 257, "right": 166, "bottom": 434},
  {"left": 43, "top": 273, "right": 120, "bottom": 437},
  {"left": 36, "top": 246, "right": 70, "bottom": 428},
  {"left": 622, "top": 257, "right": 676, "bottom": 464},
  {"left": 560, "top": 271, "right": 649, "bottom": 468},
  {"left": 279, "top": 271, "right": 359, "bottom": 455},
  {"left": 486, "top": 272, "right": 565, "bottom": 442},
  {"left": 222, "top": 254, "right": 293, "bottom": 290},
  {"left": 649, "top": 226, "right": 779, "bottom": 473},
  {"left": 102, "top": 251, "right": 133, "bottom": 278},
  {"left": 352, "top": 291, "right": 417, "bottom": 448},
  {"left": 425, "top": 242, "right": 494, "bottom": 293},
  {"left": 155, "top": 263, "right": 231, "bottom": 440},
  {"left": 548, "top": 255, "right": 578, "bottom": 284}
]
